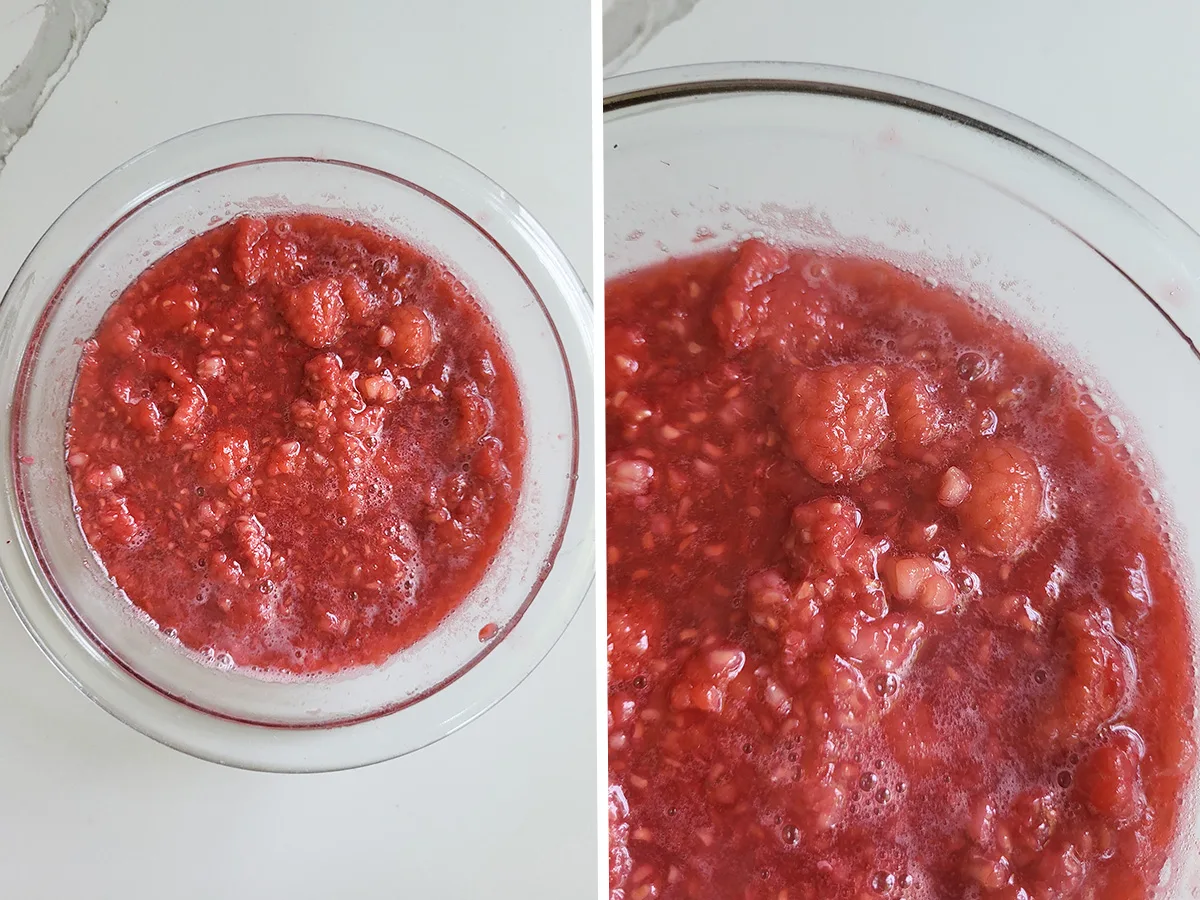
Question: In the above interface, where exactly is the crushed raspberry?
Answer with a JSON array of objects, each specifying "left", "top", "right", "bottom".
[
  {"left": 777, "top": 363, "right": 890, "bottom": 484},
  {"left": 1049, "top": 606, "right": 1133, "bottom": 744},
  {"left": 202, "top": 429, "right": 252, "bottom": 485},
  {"left": 231, "top": 216, "right": 303, "bottom": 287},
  {"left": 277, "top": 276, "right": 347, "bottom": 348},
  {"left": 155, "top": 281, "right": 200, "bottom": 329},
  {"left": 956, "top": 439, "right": 1044, "bottom": 557},
  {"left": 1076, "top": 741, "right": 1143, "bottom": 823},
  {"left": 668, "top": 647, "right": 746, "bottom": 713},
  {"left": 785, "top": 496, "right": 862, "bottom": 574},
  {"left": 889, "top": 367, "right": 951, "bottom": 458},
  {"left": 711, "top": 239, "right": 788, "bottom": 355},
  {"left": 387, "top": 304, "right": 437, "bottom": 367},
  {"left": 97, "top": 315, "right": 142, "bottom": 358},
  {"left": 608, "top": 600, "right": 662, "bottom": 682}
]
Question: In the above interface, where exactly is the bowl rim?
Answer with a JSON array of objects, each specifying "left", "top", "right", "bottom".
[
  {"left": 0, "top": 113, "right": 595, "bottom": 771},
  {"left": 604, "top": 61, "right": 1200, "bottom": 362}
]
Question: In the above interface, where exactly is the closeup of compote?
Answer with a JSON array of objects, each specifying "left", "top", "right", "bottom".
[{"left": 607, "top": 240, "right": 1196, "bottom": 900}]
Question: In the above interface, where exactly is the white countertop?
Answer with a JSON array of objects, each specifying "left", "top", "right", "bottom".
[{"left": 0, "top": 2, "right": 595, "bottom": 898}]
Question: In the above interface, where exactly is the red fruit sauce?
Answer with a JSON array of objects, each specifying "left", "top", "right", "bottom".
[
  {"left": 68, "top": 214, "right": 524, "bottom": 674},
  {"left": 607, "top": 240, "right": 1197, "bottom": 900}
]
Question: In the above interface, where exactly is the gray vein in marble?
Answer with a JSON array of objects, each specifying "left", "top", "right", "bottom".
[
  {"left": 604, "top": 0, "right": 701, "bottom": 74},
  {"left": 0, "top": 0, "right": 108, "bottom": 174}
]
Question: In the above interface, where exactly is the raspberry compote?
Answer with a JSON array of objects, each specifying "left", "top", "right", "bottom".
[
  {"left": 68, "top": 214, "right": 524, "bottom": 674},
  {"left": 607, "top": 240, "right": 1196, "bottom": 900}
]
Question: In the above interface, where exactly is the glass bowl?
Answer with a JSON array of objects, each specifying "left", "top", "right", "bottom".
[
  {"left": 605, "top": 62, "right": 1200, "bottom": 894},
  {"left": 0, "top": 114, "right": 594, "bottom": 772}
]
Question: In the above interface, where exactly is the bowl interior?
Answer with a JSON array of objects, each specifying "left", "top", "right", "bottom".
[
  {"left": 14, "top": 157, "right": 578, "bottom": 727},
  {"left": 605, "top": 68, "right": 1200, "bottom": 891}
]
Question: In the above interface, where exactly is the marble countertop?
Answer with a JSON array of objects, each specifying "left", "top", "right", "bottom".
[{"left": 0, "top": 2, "right": 595, "bottom": 898}]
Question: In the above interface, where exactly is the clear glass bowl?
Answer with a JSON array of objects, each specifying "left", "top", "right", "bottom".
[
  {"left": 605, "top": 62, "right": 1200, "bottom": 894},
  {"left": 0, "top": 114, "right": 594, "bottom": 772}
]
